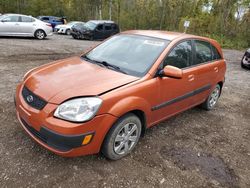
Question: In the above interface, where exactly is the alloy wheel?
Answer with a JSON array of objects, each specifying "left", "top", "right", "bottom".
[{"left": 114, "top": 123, "right": 139, "bottom": 155}]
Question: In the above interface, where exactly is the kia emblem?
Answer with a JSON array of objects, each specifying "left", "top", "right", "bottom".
[{"left": 26, "top": 95, "right": 34, "bottom": 103}]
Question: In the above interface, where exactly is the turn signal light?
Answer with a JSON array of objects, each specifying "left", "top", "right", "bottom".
[{"left": 82, "top": 134, "right": 93, "bottom": 145}]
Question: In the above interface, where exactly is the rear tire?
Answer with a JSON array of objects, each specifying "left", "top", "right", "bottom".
[
  {"left": 201, "top": 84, "right": 221, "bottom": 111},
  {"left": 102, "top": 113, "right": 142, "bottom": 160},
  {"left": 66, "top": 29, "right": 71, "bottom": 35},
  {"left": 34, "top": 29, "right": 46, "bottom": 40}
]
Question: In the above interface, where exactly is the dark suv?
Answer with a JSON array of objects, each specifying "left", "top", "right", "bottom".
[{"left": 71, "top": 20, "right": 119, "bottom": 40}]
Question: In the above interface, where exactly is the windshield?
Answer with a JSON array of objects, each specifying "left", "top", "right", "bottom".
[
  {"left": 84, "top": 34, "right": 170, "bottom": 77},
  {"left": 84, "top": 21, "right": 97, "bottom": 30},
  {"left": 0, "top": 15, "right": 7, "bottom": 20}
]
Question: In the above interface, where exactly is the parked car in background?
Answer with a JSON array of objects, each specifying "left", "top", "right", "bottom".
[
  {"left": 241, "top": 48, "right": 250, "bottom": 69},
  {"left": 0, "top": 14, "right": 53, "bottom": 39},
  {"left": 55, "top": 21, "right": 85, "bottom": 35},
  {"left": 71, "top": 20, "right": 119, "bottom": 40},
  {"left": 37, "top": 16, "right": 63, "bottom": 31},
  {"left": 15, "top": 31, "right": 226, "bottom": 160}
]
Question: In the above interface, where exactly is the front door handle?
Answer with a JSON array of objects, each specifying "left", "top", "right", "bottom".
[
  {"left": 214, "top": 67, "right": 219, "bottom": 72},
  {"left": 188, "top": 74, "right": 194, "bottom": 81},
  {"left": 15, "top": 23, "right": 19, "bottom": 26}
]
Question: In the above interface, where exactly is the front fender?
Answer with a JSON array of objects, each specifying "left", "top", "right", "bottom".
[{"left": 107, "top": 96, "right": 151, "bottom": 120}]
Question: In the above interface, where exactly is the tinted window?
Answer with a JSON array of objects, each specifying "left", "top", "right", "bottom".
[
  {"left": 211, "top": 45, "right": 222, "bottom": 60},
  {"left": 163, "top": 41, "right": 192, "bottom": 69},
  {"left": 105, "top": 25, "right": 112, "bottom": 30},
  {"left": 41, "top": 17, "right": 49, "bottom": 21},
  {"left": 97, "top": 24, "right": 103, "bottom": 30},
  {"left": 21, "top": 16, "right": 34, "bottom": 22},
  {"left": 84, "top": 35, "right": 170, "bottom": 77},
  {"left": 194, "top": 40, "right": 212, "bottom": 65}
]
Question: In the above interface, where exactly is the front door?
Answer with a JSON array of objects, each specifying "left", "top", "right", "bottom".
[
  {"left": 152, "top": 40, "right": 197, "bottom": 122},
  {"left": 0, "top": 15, "right": 20, "bottom": 35},
  {"left": 94, "top": 24, "right": 105, "bottom": 39}
]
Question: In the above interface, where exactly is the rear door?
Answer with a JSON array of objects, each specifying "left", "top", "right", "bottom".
[
  {"left": 189, "top": 40, "right": 220, "bottom": 105},
  {"left": 20, "top": 16, "right": 35, "bottom": 35}
]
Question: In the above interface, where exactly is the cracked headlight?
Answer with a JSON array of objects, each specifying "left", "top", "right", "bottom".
[{"left": 54, "top": 97, "right": 102, "bottom": 122}]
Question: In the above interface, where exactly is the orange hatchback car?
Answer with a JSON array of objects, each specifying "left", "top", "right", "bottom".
[{"left": 15, "top": 31, "right": 226, "bottom": 160}]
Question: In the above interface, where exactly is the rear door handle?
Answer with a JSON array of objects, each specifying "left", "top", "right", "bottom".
[
  {"left": 188, "top": 74, "right": 194, "bottom": 81},
  {"left": 15, "top": 23, "right": 19, "bottom": 26},
  {"left": 214, "top": 67, "right": 219, "bottom": 72}
]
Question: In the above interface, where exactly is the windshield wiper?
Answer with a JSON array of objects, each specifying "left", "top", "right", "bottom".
[
  {"left": 96, "top": 61, "right": 128, "bottom": 75},
  {"left": 82, "top": 55, "right": 127, "bottom": 75}
]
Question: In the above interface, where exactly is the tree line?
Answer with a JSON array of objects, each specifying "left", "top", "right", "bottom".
[{"left": 0, "top": 0, "right": 249, "bottom": 48}]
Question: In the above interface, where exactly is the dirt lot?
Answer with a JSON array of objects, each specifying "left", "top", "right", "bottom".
[{"left": 0, "top": 34, "right": 249, "bottom": 188}]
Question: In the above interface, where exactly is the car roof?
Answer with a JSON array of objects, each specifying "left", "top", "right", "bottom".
[
  {"left": 3, "top": 13, "right": 32, "bottom": 17},
  {"left": 88, "top": 20, "right": 115, "bottom": 24},
  {"left": 122, "top": 30, "right": 210, "bottom": 41}
]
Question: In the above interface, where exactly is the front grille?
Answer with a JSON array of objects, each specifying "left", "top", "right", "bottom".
[{"left": 22, "top": 86, "right": 47, "bottom": 110}]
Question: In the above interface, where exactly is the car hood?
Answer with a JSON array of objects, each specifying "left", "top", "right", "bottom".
[{"left": 24, "top": 56, "right": 139, "bottom": 104}]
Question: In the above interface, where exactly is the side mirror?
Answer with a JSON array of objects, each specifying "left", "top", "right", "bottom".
[
  {"left": 159, "top": 65, "right": 183, "bottom": 79},
  {"left": 1, "top": 19, "right": 7, "bottom": 22}
]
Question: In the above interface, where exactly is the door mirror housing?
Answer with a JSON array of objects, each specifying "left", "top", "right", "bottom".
[{"left": 160, "top": 65, "right": 183, "bottom": 79}]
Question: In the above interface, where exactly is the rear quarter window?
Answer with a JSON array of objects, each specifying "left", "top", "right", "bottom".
[{"left": 211, "top": 44, "right": 222, "bottom": 60}]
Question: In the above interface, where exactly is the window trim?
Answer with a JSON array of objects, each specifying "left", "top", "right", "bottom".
[{"left": 156, "top": 38, "right": 223, "bottom": 75}]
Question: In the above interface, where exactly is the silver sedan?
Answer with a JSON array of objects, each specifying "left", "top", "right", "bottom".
[{"left": 0, "top": 14, "right": 53, "bottom": 39}]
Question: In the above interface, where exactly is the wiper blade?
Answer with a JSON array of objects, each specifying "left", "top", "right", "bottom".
[
  {"left": 82, "top": 55, "right": 127, "bottom": 75},
  {"left": 97, "top": 61, "right": 128, "bottom": 75}
]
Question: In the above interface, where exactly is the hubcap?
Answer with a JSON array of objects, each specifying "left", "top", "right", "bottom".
[
  {"left": 36, "top": 31, "right": 44, "bottom": 39},
  {"left": 114, "top": 123, "right": 138, "bottom": 155},
  {"left": 209, "top": 87, "right": 220, "bottom": 108}
]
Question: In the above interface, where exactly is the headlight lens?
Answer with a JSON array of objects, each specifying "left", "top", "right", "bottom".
[{"left": 54, "top": 97, "right": 102, "bottom": 122}]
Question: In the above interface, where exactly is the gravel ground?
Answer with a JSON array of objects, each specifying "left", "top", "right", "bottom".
[{"left": 0, "top": 34, "right": 249, "bottom": 188}]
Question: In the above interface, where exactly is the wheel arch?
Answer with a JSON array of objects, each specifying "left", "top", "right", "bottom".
[{"left": 34, "top": 29, "right": 47, "bottom": 38}]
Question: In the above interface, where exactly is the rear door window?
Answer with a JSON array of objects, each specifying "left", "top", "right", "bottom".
[
  {"left": 104, "top": 24, "right": 112, "bottom": 31},
  {"left": 194, "top": 40, "right": 212, "bottom": 65},
  {"left": 163, "top": 40, "right": 192, "bottom": 69},
  {"left": 21, "top": 16, "right": 34, "bottom": 22}
]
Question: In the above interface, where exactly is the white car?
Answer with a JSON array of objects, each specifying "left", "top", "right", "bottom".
[
  {"left": 55, "top": 21, "right": 85, "bottom": 35},
  {"left": 0, "top": 14, "right": 53, "bottom": 39}
]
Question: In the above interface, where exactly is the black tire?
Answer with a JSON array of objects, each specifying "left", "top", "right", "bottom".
[
  {"left": 201, "top": 84, "right": 221, "bottom": 111},
  {"left": 34, "top": 29, "right": 46, "bottom": 40},
  {"left": 102, "top": 113, "right": 142, "bottom": 160},
  {"left": 66, "top": 29, "right": 71, "bottom": 35}
]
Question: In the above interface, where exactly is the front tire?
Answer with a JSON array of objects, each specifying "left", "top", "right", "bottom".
[
  {"left": 102, "top": 113, "right": 142, "bottom": 160},
  {"left": 34, "top": 29, "right": 46, "bottom": 40},
  {"left": 201, "top": 84, "right": 221, "bottom": 111}
]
